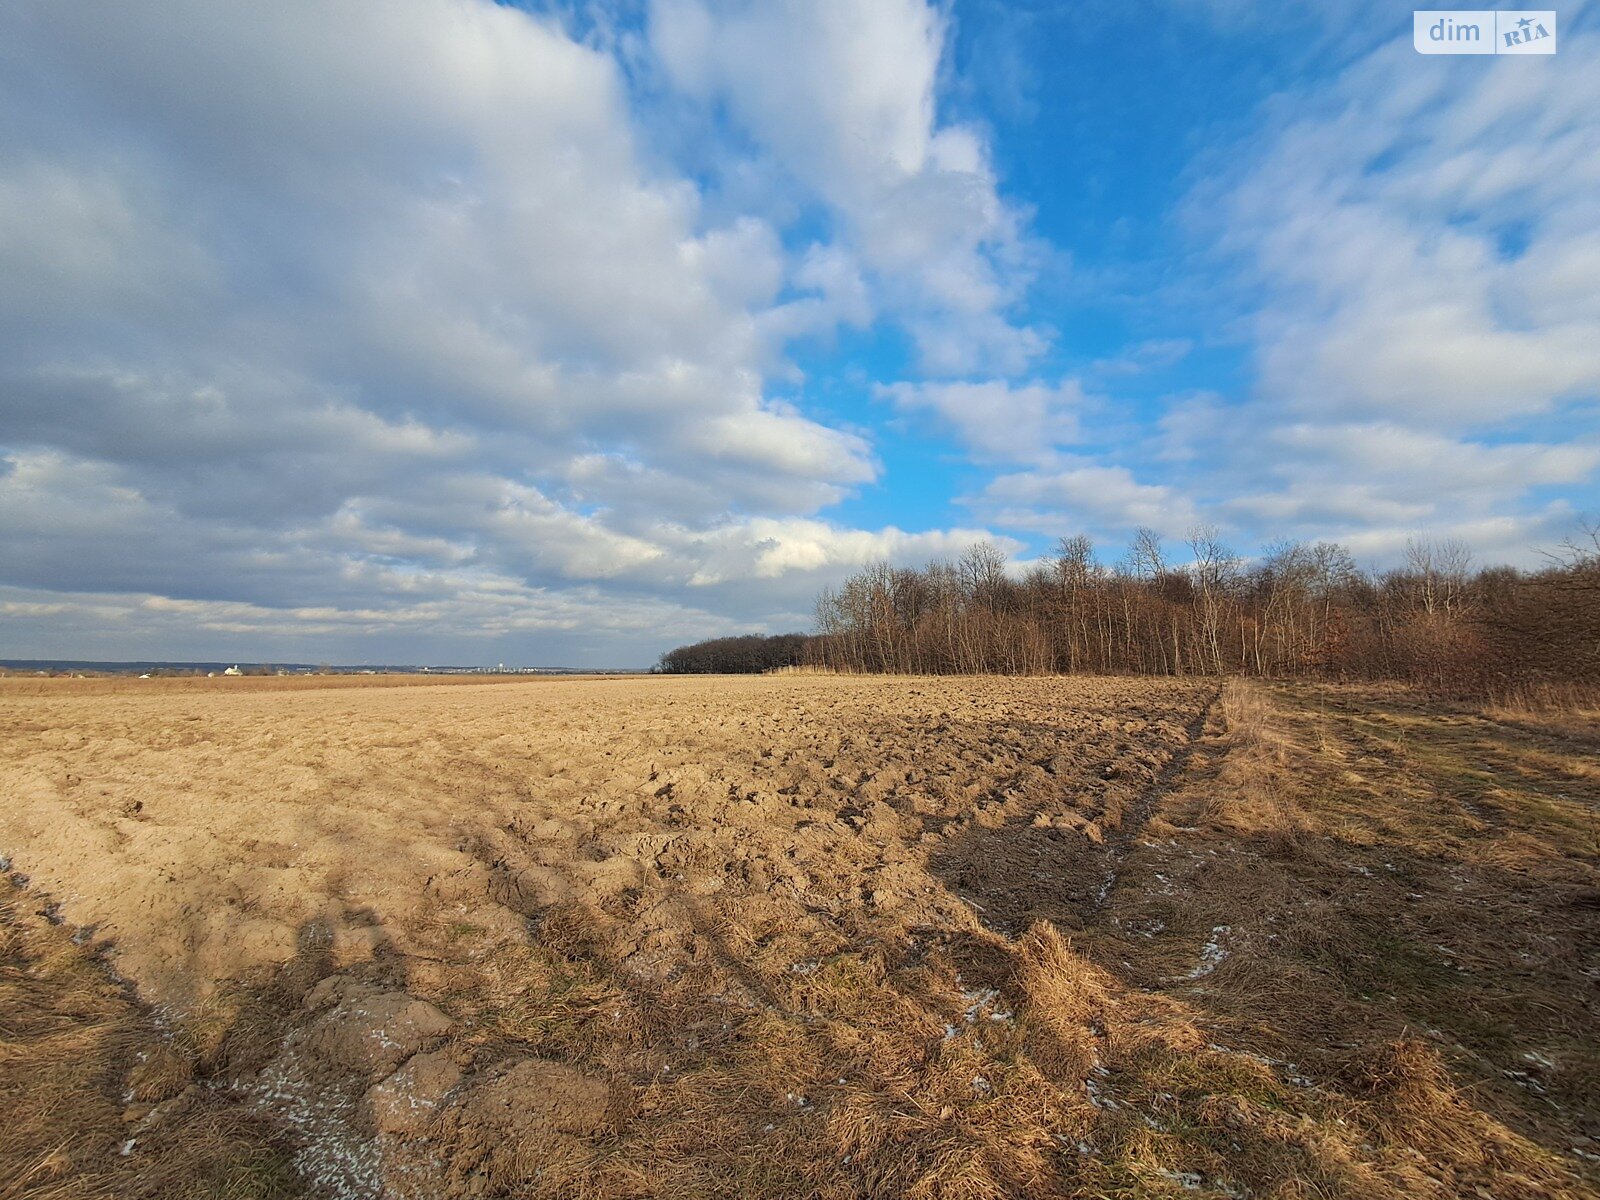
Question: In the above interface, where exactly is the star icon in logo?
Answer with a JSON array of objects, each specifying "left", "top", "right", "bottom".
[{"left": 1517, "top": 16, "right": 1533, "bottom": 29}]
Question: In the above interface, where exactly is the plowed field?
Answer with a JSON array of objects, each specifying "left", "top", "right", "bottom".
[{"left": 2, "top": 674, "right": 1595, "bottom": 1199}]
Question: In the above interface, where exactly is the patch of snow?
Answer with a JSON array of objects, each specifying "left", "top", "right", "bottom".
[
  {"left": 1156, "top": 1168, "right": 1245, "bottom": 1197},
  {"left": 1189, "top": 926, "right": 1231, "bottom": 977},
  {"left": 1502, "top": 1068, "right": 1547, "bottom": 1095},
  {"left": 960, "top": 983, "right": 1013, "bottom": 1024},
  {"left": 243, "top": 1056, "right": 383, "bottom": 1200},
  {"left": 1084, "top": 1064, "right": 1119, "bottom": 1111}
]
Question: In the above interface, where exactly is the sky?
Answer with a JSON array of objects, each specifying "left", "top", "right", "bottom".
[{"left": 1, "top": 0, "right": 1597, "bottom": 667}]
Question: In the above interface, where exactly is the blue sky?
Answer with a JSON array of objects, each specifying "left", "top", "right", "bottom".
[{"left": 0, "top": 0, "right": 1596, "bottom": 665}]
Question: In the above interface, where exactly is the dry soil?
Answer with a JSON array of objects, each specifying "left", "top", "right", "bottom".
[{"left": 0, "top": 674, "right": 1595, "bottom": 1200}]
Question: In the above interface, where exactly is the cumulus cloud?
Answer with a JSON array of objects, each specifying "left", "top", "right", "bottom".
[
  {"left": 649, "top": 0, "right": 1045, "bottom": 375},
  {"left": 878, "top": 379, "right": 1085, "bottom": 464},
  {"left": 674, "top": 518, "right": 1019, "bottom": 587},
  {"left": 973, "top": 463, "right": 1201, "bottom": 540},
  {"left": 0, "top": 0, "right": 1030, "bottom": 662},
  {"left": 4, "top": 0, "right": 1592, "bottom": 663},
  {"left": 0, "top": 444, "right": 1011, "bottom": 662},
  {"left": 0, "top": 579, "right": 738, "bottom": 668}
]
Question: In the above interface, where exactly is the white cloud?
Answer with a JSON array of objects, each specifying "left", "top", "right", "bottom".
[
  {"left": 0, "top": 580, "right": 737, "bottom": 667},
  {"left": 973, "top": 463, "right": 1201, "bottom": 539},
  {"left": 1, "top": 0, "right": 1032, "bottom": 661},
  {"left": 1090, "top": 339, "right": 1194, "bottom": 377},
  {"left": 652, "top": 0, "right": 948, "bottom": 208},
  {"left": 1212, "top": 34, "right": 1600, "bottom": 426},
  {"left": 6, "top": 0, "right": 1591, "bottom": 664},
  {"left": 675, "top": 518, "right": 1018, "bottom": 586},
  {"left": 0, "top": 0, "right": 878, "bottom": 492},
  {"left": 1106, "top": 28, "right": 1600, "bottom": 564},
  {"left": 1332, "top": 508, "right": 1584, "bottom": 570},
  {"left": 878, "top": 379, "right": 1085, "bottom": 464},
  {"left": 0, "top": 162, "right": 217, "bottom": 326},
  {"left": 649, "top": 0, "right": 1045, "bottom": 375},
  {"left": 0, "top": 446, "right": 1015, "bottom": 660}
]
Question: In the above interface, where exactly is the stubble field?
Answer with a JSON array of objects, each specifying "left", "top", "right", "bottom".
[{"left": 1, "top": 673, "right": 1596, "bottom": 1199}]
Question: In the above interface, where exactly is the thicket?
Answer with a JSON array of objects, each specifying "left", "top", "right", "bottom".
[
  {"left": 804, "top": 525, "right": 1599, "bottom": 697},
  {"left": 656, "top": 632, "right": 808, "bottom": 674}
]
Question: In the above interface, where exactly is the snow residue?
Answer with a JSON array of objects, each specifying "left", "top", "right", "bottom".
[
  {"left": 943, "top": 977, "right": 1014, "bottom": 1039},
  {"left": 1156, "top": 1167, "right": 1246, "bottom": 1197},
  {"left": 1205, "top": 1041, "right": 1317, "bottom": 1090},
  {"left": 1189, "top": 925, "right": 1231, "bottom": 977},
  {"left": 244, "top": 1056, "right": 383, "bottom": 1200},
  {"left": 1085, "top": 1064, "right": 1118, "bottom": 1110},
  {"left": 961, "top": 983, "right": 1012, "bottom": 1024}
]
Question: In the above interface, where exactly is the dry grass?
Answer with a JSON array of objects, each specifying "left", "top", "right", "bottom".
[
  {"left": 1, "top": 674, "right": 1596, "bottom": 1197},
  {"left": 1481, "top": 683, "right": 1600, "bottom": 744},
  {"left": 1195, "top": 678, "right": 1321, "bottom": 854},
  {"left": 0, "top": 884, "right": 301, "bottom": 1200},
  {"left": 1087, "top": 678, "right": 1600, "bottom": 1198}
]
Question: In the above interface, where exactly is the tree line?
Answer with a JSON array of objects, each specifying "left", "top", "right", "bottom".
[
  {"left": 655, "top": 632, "right": 808, "bottom": 674},
  {"left": 659, "top": 523, "right": 1598, "bottom": 697},
  {"left": 805, "top": 526, "right": 1598, "bottom": 696}
]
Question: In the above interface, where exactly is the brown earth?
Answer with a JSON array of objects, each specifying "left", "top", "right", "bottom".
[{"left": 0, "top": 673, "right": 1595, "bottom": 1199}]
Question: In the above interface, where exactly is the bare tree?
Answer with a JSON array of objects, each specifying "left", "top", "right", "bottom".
[
  {"left": 1188, "top": 525, "right": 1237, "bottom": 674},
  {"left": 797, "top": 526, "right": 1592, "bottom": 697}
]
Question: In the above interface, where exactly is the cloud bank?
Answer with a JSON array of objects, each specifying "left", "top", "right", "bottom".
[
  {"left": 0, "top": 1, "right": 1594, "bottom": 663},
  {"left": 0, "top": 0, "right": 1033, "bottom": 663}
]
